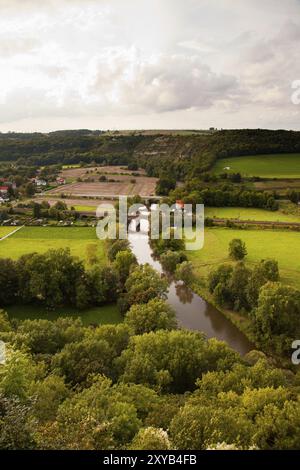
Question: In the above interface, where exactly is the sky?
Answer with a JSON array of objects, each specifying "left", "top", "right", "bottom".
[{"left": 0, "top": 0, "right": 300, "bottom": 132}]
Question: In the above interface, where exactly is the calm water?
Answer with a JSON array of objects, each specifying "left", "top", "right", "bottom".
[{"left": 128, "top": 223, "right": 253, "bottom": 355}]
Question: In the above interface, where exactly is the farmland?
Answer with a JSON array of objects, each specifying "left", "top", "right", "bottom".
[
  {"left": 0, "top": 226, "right": 106, "bottom": 262},
  {"left": 213, "top": 153, "right": 300, "bottom": 178},
  {"left": 46, "top": 177, "right": 157, "bottom": 198},
  {"left": 205, "top": 206, "right": 300, "bottom": 223},
  {"left": 187, "top": 227, "right": 300, "bottom": 288},
  {"left": 60, "top": 165, "right": 147, "bottom": 180}
]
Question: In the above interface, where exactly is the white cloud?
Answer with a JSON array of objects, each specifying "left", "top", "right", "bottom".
[{"left": 0, "top": 0, "right": 300, "bottom": 130}]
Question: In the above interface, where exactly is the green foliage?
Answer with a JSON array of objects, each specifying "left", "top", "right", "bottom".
[
  {"left": 229, "top": 238, "right": 247, "bottom": 260},
  {"left": 113, "top": 250, "right": 137, "bottom": 284},
  {"left": 124, "top": 299, "right": 177, "bottom": 335},
  {"left": 252, "top": 282, "right": 300, "bottom": 353},
  {"left": 160, "top": 250, "right": 183, "bottom": 273},
  {"left": 117, "top": 330, "right": 240, "bottom": 393},
  {"left": 130, "top": 427, "right": 172, "bottom": 450},
  {"left": 0, "top": 259, "right": 19, "bottom": 305},
  {"left": 124, "top": 264, "right": 168, "bottom": 307},
  {"left": 107, "top": 239, "right": 130, "bottom": 262},
  {"left": 175, "top": 261, "right": 194, "bottom": 284}
]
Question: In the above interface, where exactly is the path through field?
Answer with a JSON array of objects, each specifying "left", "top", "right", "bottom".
[{"left": 0, "top": 225, "right": 24, "bottom": 241}]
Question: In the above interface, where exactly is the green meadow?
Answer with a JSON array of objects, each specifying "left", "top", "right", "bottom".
[
  {"left": 0, "top": 226, "right": 106, "bottom": 263},
  {"left": 187, "top": 227, "right": 300, "bottom": 288},
  {"left": 6, "top": 303, "right": 122, "bottom": 326},
  {"left": 72, "top": 205, "right": 96, "bottom": 212},
  {"left": 204, "top": 206, "right": 300, "bottom": 223},
  {"left": 213, "top": 153, "right": 300, "bottom": 178},
  {"left": 0, "top": 226, "right": 19, "bottom": 238}
]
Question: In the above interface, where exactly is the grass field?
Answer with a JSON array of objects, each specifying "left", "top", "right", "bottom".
[
  {"left": 6, "top": 304, "right": 121, "bottom": 326},
  {"left": 187, "top": 227, "right": 300, "bottom": 288},
  {"left": 72, "top": 205, "right": 96, "bottom": 212},
  {"left": 0, "top": 227, "right": 19, "bottom": 238},
  {"left": 205, "top": 207, "right": 300, "bottom": 223},
  {"left": 0, "top": 226, "right": 106, "bottom": 262},
  {"left": 213, "top": 153, "right": 300, "bottom": 178}
]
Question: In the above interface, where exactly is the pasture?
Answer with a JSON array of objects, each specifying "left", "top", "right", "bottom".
[
  {"left": 213, "top": 153, "right": 300, "bottom": 178},
  {"left": 205, "top": 206, "right": 300, "bottom": 223},
  {"left": 187, "top": 227, "right": 300, "bottom": 288},
  {"left": 0, "top": 226, "right": 20, "bottom": 238},
  {"left": 0, "top": 226, "right": 106, "bottom": 263}
]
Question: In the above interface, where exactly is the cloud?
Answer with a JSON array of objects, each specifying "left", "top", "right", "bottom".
[
  {"left": 0, "top": 0, "right": 300, "bottom": 130},
  {"left": 87, "top": 49, "right": 238, "bottom": 113}
]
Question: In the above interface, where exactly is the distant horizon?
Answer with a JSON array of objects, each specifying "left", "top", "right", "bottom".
[{"left": 1, "top": 126, "right": 300, "bottom": 134}]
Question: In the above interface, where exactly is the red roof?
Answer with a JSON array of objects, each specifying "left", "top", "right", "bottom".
[{"left": 0, "top": 186, "right": 9, "bottom": 191}]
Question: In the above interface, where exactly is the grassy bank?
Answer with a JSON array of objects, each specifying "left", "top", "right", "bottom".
[
  {"left": 6, "top": 303, "right": 121, "bottom": 326},
  {"left": 0, "top": 226, "right": 106, "bottom": 263}
]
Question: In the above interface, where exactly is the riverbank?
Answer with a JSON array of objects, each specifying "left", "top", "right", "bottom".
[{"left": 128, "top": 223, "right": 253, "bottom": 355}]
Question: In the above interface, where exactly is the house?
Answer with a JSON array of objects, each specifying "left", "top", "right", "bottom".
[
  {"left": 0, "top": 197, "right": 5, "bottom": 205},
  {"left": 56, "top": 177, "right": 66, "bottom": 185},
  {"left": 0, "top": 186, "right": 9, "bottom": 195},
  {"left": 35, "top": 179, "right": 47, "bottom": 187}
]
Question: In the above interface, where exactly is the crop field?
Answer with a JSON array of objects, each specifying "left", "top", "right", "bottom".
[
  {"left": 47, "top": 177, "right": 157, "bottom": 197},
  {"left": 205, "top": 206, "right": 300, "bottom": 223},
  {"left": 5, "top": 303, "right": 122, "bottom": 326},
  {"left": 213, "top": 153, "right": 300, "bottom": 178},
  {"left": 60, "top": 165, "right": 146, "bottom": 180},
  {"left": 253, "top": 179, "right": 300, "bottom": 191},
  {"left": 0, "top": 226, "right": 106, "bottom": 262},
  {"left": 187, "top": 227, "right": 300, "bottom": 288}
]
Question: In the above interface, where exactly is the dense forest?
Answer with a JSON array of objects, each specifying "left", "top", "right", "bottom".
[{"left": 1, "top": 129, "right": 300, "bottom": 180}]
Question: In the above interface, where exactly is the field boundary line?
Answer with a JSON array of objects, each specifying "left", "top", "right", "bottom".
[{"left": 0, "top": 225, "right": 24, "bottom": 241}]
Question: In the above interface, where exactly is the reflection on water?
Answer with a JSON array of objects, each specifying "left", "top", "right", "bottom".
[{"left": 128, "top": 223, "right": 253, "bottom": 355}]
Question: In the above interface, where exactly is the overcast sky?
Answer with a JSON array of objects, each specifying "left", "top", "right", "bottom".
[{"left": 0, "top": 0, "right": 300, "bottom": 132}]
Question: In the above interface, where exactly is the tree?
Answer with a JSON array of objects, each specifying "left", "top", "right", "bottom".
[
  {"left": 33, "top": 202, "right": 41, "bottom": 218},
  {"left": 208, "top": 264, "right": 233, "bottom": 294},
  {"left": 130, "top": 427, "right": 172, "bottom": 450},
  {"left": 229, "top": 239, "right": 247, "bottom": 261},
  {"left": 175, "top": 261, "right": 194, "bottom": 284},
  {"left": 156, "top": 175, "right": 176, "bottom": 196},
  {"left": 0, "top": 258, "right": 18, "bottom": 305},
  {"left": 117, "top": 330, "right": 238, "bottom": 393},
  {"left": 17, "top": 249, "right": 85, "bottom": 308},
  {"left": 51, "top": 337, "right": 112, "bottom": 385},
  {"left": 86, "top": 265, "right": 119, "bottom": 304},
  {"left": 24, "top": 182, "right": 35, "bottom": 197},
  {"left": 107, "top": 239, "right": 130, "bottom": 262},
  {"left": 0, "top": 394, "right": 37, "bottom": 449},
  {"left": 114, "top": 250, "right": 137, "bottom": 284},
  {"left": 32, "top": 375, "right": 70, "bottom": 423},
  {"left": 252, "top": 282, "right": 300, "bottom": 347},
  {"left": 125, "top": 264, "right": 168, "bottom": 306},
  {"left": 36, "top": 376, "right": 142, "bottom": 450},
  {"left": 0, "top": 349, "right": 38, "bottom": 400},
  {"left": 124, "top": 299, "right": 177, "bottom": 335},
  {"left": 247, "top": 259, "right": 279, "bottom": 307},
  {"left": 160, "top": 251, "right": 182, "bottom": 273}
]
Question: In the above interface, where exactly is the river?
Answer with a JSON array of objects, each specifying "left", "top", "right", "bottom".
[{"left": 128, "top": 221, "right": 254, "bottom": 355}]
